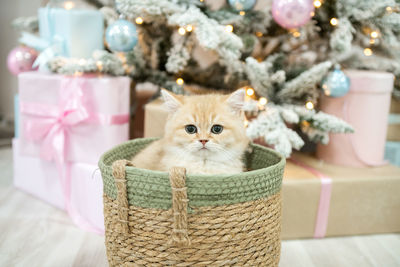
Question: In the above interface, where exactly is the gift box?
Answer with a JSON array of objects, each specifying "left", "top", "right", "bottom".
[
  {"left": 385, "top": 141, "right": 400, "bottom": 167},
  {"left": 144, "top": 98, "right": 168, "bottom": 138},
  {"left": 18, "top": 72, "right": 130, "bottom": 165},
  {"left": 387, "top": 115, "right": 400, "bottom": 142},
  {"left": 281, "top": 153, "right": 400, "bottom": 239},
  {"left": 131, "top": 82, "right": 158, "bottom": 138},
  {"left": 14, "top": 72, "right": 130, "bottom": 233},
  {"left": 387, "top": 97, "right": 400, "bottom": 141},
  {"left": 390, "top": 96, "right": 400, "bottom": 113},
  {"left": 14, "top": 94, "right": 19, "bottom": 137},
  {"left": 13, "top": 138, "right": 104, "bottom": 233},
  {"left": 38, "top": 5, "right": 104, "bottom": 58},
  {"left": 317, "top": 70, "right": 394, "bottom": 167}
]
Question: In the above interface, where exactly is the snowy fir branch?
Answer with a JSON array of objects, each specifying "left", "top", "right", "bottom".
[
  {"left": 167, "top": 5, "right": 243, "bottom": 68},
  {"left": 329, "top": 17, "right": 354, "bottom": 55},
  {"left": 116, "top": 0, "right": 187, "bottom": 22},
  {"left": 246, "top": 106, "right": 304, "bottom": 158},
  {"left": 246, "top": 104, "right": 353, "bottom": 157},
  {"left": 48, "top": 50, "right": 126, "bottom": 76},
  {"left": 166, "top": 36, "right": 191, "bottom": 73},
  {"left": 12, "top": 16, "right": 38, "bottom": 33},
  {"left": 276, "top": 61, "right": 332, "bottom": 103},
  {"left": 100, "top": 6, "right": 119, "bottom": 25}
]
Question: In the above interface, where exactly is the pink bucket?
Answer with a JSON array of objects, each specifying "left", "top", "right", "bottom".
[{"left": 316, "top": 70, "right": 394, "bottom": 167}]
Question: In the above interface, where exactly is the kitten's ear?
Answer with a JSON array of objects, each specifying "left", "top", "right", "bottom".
[
  {"left": 160, "top": 89, "right": 183, "bottom": 113},
  {"left": 226, "top": 89, "right": 245, "bottom": 114}
]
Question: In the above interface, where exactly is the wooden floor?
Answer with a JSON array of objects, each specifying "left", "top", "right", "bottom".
[{"left": 1, "top": 147, "right": 399, "bottom": 267}]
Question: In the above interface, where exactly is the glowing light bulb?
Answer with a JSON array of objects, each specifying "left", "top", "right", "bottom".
[
  {"left": 330, "top": 18, "right": 338, "bottom": 26},
  {"left": 255, "top": 32, "right": 263, "bottom": 37},
  {"left": 305, "top": 101, "right": 314, "bottom": 110},
  {"left": 64, "top": 1, "right": 75, "bottom": 10},
  {"left": 246, "top": 88, "right": 255, "bottom": 96},
  {"left": 302, "top": 120, "right": 310, "bottom": 128},
  {"left": 135, "top": 17, "right": 143, "bottom": 24},
  {"left": 259, "top": 97, "right": 267, "bottom": 105},
  {"left": 186, "top": 25, "right": 193, "bottom": 32},
  {"left": 292, "top": 31, "right": 301, "bottom": 37},
  {"left": 96, "top": 61, "right": 103, "bottom": 71},
  {"left": 239, "top": 11, "right": 246, "bottom": 16},
  {"left": 386, "top": 6, "right": 393, "bottom": 13},
  {"left": 310, "top": 11, "right": 315, "bottom": 17},
  {"left": 117, "top": 52, "right": 127, "bottom": 63},
  {"left": 178, "top": 27, "right": 186, "bottom": 35},
  {"left": 176, "top": 78, "right": 184, "bottom": 85},
  {"left": 370, "top": 39, "right": 375, "bottom": 44},
  {"left": 313, "top": 0, "right": 322, "bottom": 8},
  {"left": 364, "top": 48, "right": 373, "bottom": 56},
  {"left": 225, "top": 25, "right": 234, "bottom": 33},
  {"left": 370, "top": 31, "right": 378, "bottom": 38}
]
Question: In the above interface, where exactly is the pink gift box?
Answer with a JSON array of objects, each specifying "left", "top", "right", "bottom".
[
  {"left": 316, "top": 70, "right": 394, "bottom": 167},
  {"left": 13, "top": 138, "right": 104, "bottom": 233},
  {"left": 18, "top": 71, "right": 130, "bottom": 165}
]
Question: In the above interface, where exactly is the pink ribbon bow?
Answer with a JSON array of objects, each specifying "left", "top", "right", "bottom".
[{"left": 22, "top": 78, "right": 90, "bottom": 165}]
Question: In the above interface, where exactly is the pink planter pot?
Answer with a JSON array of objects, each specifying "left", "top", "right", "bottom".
[{"left": 316, "top": 70, "right": 394, "bottom": 167}]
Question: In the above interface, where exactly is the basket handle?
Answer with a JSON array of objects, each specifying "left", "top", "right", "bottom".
[
  {"left": 111, "top": 159, "right": 133, "bottom": 234},
  {"left": 169, "top": 167, "right": 191, "bottom": 247}
]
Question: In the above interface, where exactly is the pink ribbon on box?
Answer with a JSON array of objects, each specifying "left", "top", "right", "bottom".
[
  {"left": 289, "top": 157, "right": 333, "bottom": 238},
  {"left": 21, "top": 76, "right": 129, "bottom": 234}
]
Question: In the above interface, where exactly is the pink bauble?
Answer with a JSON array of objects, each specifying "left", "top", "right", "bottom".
[
  {"left": 272, "top": 0, "right": 315, "bottom": 29},
  {"left": 7, "top": 46, "right": 38, "bottom": 76}
]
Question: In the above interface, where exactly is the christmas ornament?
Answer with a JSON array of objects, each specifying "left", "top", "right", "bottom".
[
  {"left": 7, "top": 46, "right": 38, "bottom": 76},
  {"left": 321, "top": 66, "right": 350, "bottom": 97},
  {"left": 271, "top": 0, "right": 314, "bottom": 29},
  {"left": 228, "top": 0, "right": 257, "bottom": 12},
  {"left": 105, "top": 19, "right": 138, "bottom": 52}
]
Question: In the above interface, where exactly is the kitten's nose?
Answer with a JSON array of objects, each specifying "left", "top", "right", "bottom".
[{"left": 199, "top": 139, "right": 209, "bottom": 145}]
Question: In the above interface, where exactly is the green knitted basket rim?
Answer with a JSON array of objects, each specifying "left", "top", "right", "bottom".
[{"left": 99, "top": 138, "right": 285, "bottom": 210}]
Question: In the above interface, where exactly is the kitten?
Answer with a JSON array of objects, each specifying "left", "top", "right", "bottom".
[{"left": 131, "top": 89, "right": 249, "bottom": 174}]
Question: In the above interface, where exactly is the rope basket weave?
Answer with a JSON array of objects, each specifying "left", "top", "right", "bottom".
[{"left": 99, "top": 138, "right": 285, "bottom": 266}]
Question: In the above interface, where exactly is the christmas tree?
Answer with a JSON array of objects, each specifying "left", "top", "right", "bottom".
[{"left": 13, "top": 0, "right": 400, "bottom": 157}]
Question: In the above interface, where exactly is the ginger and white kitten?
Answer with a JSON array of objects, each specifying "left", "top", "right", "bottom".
[{"left": 132, "top": 89, "right": 249, "bottom": 175}]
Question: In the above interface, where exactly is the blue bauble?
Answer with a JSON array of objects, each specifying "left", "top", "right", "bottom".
[
  {"left": 228, "top": 0, "right": 257, "bottom": 12},
  {"left": 321, "top": 67, "right": 350, "bottom": 97},
  {"left": 106, "top": 19, "right": 138, "bottom": 52}
]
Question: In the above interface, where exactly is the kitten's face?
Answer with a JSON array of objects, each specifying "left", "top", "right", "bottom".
[{"left": 162, "top": 90, "right": 249, "bottom": 161}]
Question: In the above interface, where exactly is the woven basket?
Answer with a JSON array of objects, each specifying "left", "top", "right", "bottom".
[{"left": 99, "top": 138, "right": 285, "bottom": 266}]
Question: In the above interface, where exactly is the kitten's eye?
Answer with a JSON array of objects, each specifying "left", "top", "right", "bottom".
[
  {"left": 211, "top": 124, "right": 223, "bottom": 134},
  {"left": 185, "top": 125, "right": 197, "bottom": 134}
]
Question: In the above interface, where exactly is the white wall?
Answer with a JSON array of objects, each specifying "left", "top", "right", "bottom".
[{"left": 0, "top": 0, "right": 42, "bottom": 121}]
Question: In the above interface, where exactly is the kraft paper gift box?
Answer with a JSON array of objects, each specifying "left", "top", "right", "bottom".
[
  {"left": 282, "top": 153, "right": 400, "bottom": 239},
  {"left": 144, "top": 98, "right": 400, "bottom": 238},
  {"left": 387, "top": 114, "right": 400, "bottom": 142},
  {"left": 13, "top": 139, "right": 104, "bottom": 233},
  {"left": 131, "top": 83, "right": 158, "bottom": 138},
  {"left": 18, "top": 72, "right": 130, "bottom": 165},
  {"left": 144, "top": 98, "right": 168, "bottom": 138}
]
